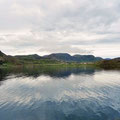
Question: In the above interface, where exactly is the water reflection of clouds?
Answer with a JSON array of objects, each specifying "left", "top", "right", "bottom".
[
  {"left": 0, "top": 70, "right": 120, "bottom": 119},
  {"left": 0, "top": 71, "right": 120, "bottom": 107},
  {"left": 1, "top": 74, "right": 92, "bottom": 105}
]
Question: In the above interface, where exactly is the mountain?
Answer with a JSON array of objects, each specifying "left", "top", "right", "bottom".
[
  {"left": 43, "top": 53, "right": 73, "bottom": 62},
  {"left": 0, "top": 51, "right": 18, "bottom": 64},
  {"left": 15, "top": 54, "right": 42, "bottom": 60},
  {"left": 0, "top": 51, "right": 6, "bottom": 64},
  {"left": 104, "top": 58, "right": 111, "bottom": 60},
  {"left": 14, "top": 54, "right": 61, "bottom": 64},
  {"left": 114, "top": 57, "right": 120, "bottom": 60},
  {"left": 0, "top": 51, "right": 6, "bottom": 56},
  {"left": 1, "top": 51, "right": 120, "bottom": 69},
  {"left": 73, "top": 55, "right": 102, "bottom": 62},
  {"left": 43, "top": 53, "right": 103, "bottom": 62},
  {"left": 99, "top": 57, "right": 120, "bottom": 69},
  {"left": 0, "top": 51, "right": 103, "bottom": 65}
]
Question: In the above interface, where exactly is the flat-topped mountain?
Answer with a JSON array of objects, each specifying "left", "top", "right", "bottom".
[
  {"left": 43, "top": 53, "right": 103, "bottom": 62},
  {"left": 0, "top": 51, "right": 120, "bottom": 69},
  {"left": 43, "top": 53, "right": 72, "bottom": 62},
  {"left": 0, "top": 51, "right": 103, "bottom": 64}
]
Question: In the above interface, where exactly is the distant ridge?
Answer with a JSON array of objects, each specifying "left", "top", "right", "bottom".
[
  {"left": 104, "top": 58, "right": 111, "bottom": 60},
  {"left": 1, "top": 50, "right": 120, "bottom": 69},
  {"left": 43, "top": 53, "right": 103, "bottom": 62},
  {"left": 0, "top": 51, "right": 103, "bottom": 63}
]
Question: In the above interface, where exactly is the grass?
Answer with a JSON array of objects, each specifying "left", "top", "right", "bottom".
[
  {"left": 0, "top": 61, "right": 98, "bottom": 69},
  {"left": 1, "top": 58, "right": 119, "bottom": 70}
]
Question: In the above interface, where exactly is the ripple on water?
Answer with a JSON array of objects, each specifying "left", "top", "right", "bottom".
[{"left": 0, "top": 69, "right": 120, "bottom": 120}]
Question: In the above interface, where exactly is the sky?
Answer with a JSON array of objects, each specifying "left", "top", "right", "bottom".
[{"left": 0, "top": 0, "right": 120, "bottom": 58}]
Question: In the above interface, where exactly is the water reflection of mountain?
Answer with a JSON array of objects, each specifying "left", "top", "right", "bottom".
[
  {"left": 0, "top": 66, "right": 95, "bottom": 81},
  {"left": 0, "top": 68, "right": 120, "bottom": 120},
  {"left": 45, "top": 67, "right": 95, "bottom": 78}
]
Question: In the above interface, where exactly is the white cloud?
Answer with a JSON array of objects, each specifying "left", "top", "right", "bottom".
[{"left": 0, "top": 0, "right": 120, "bottom": 57}]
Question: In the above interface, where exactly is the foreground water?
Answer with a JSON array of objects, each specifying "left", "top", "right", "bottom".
[{"left": 0, "top": 66, "right": 120, "bottom": 120}]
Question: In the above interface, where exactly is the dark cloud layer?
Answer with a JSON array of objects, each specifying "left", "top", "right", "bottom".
[{"left": 0, "top": 0, "right": 120, "bottom": 58}]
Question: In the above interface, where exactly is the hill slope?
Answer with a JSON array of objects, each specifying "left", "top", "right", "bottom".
[
  {"left": 0, "top": 51, "right": 103, "bottom": 65},
  {"left": 0, "top": 51, "right": 18, "bottom": 65},
  {"left": 99, "top": 58, "right": 120, "bottom": 69},
  {"left": 14, "top": 54, "right": 61, "bottom": 64},
  {"left": 15, "top": 54, "right": 42, "bottom": 60}
]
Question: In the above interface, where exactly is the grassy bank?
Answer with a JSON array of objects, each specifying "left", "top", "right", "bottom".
[
  {"left": 0, "top": 58, "right": 120, "bottom": 70},
  {"left": 0, "top": 62, "right": 98, "bottom": 69}
]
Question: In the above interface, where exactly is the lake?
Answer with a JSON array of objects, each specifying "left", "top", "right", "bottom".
[{"left": 0, "top": 66, "right": 120, "bottom": 120}]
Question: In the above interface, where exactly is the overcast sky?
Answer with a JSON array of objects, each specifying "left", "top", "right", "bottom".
[{"left": 0, "top": 0, "right": 120, "bottom": 58}]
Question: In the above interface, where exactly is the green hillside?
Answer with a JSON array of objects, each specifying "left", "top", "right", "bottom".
[
  {"left": 99, "top": 58, "right": 120, "bottom": 69},
  {"left": 1, "top": 50, "right": 120, "bottom": 69},
  {"left": 0, "top": 51, "right": 19, "bottom": 65}
]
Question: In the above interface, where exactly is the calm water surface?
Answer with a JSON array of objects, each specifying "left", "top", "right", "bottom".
[{"left": 0, "top": 67, "right": 120, "bottom": 120}]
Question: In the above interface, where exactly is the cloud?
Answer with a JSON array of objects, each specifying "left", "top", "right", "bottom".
[{"left": 0, "top": 0, "right": 120, "bottom": 57}]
